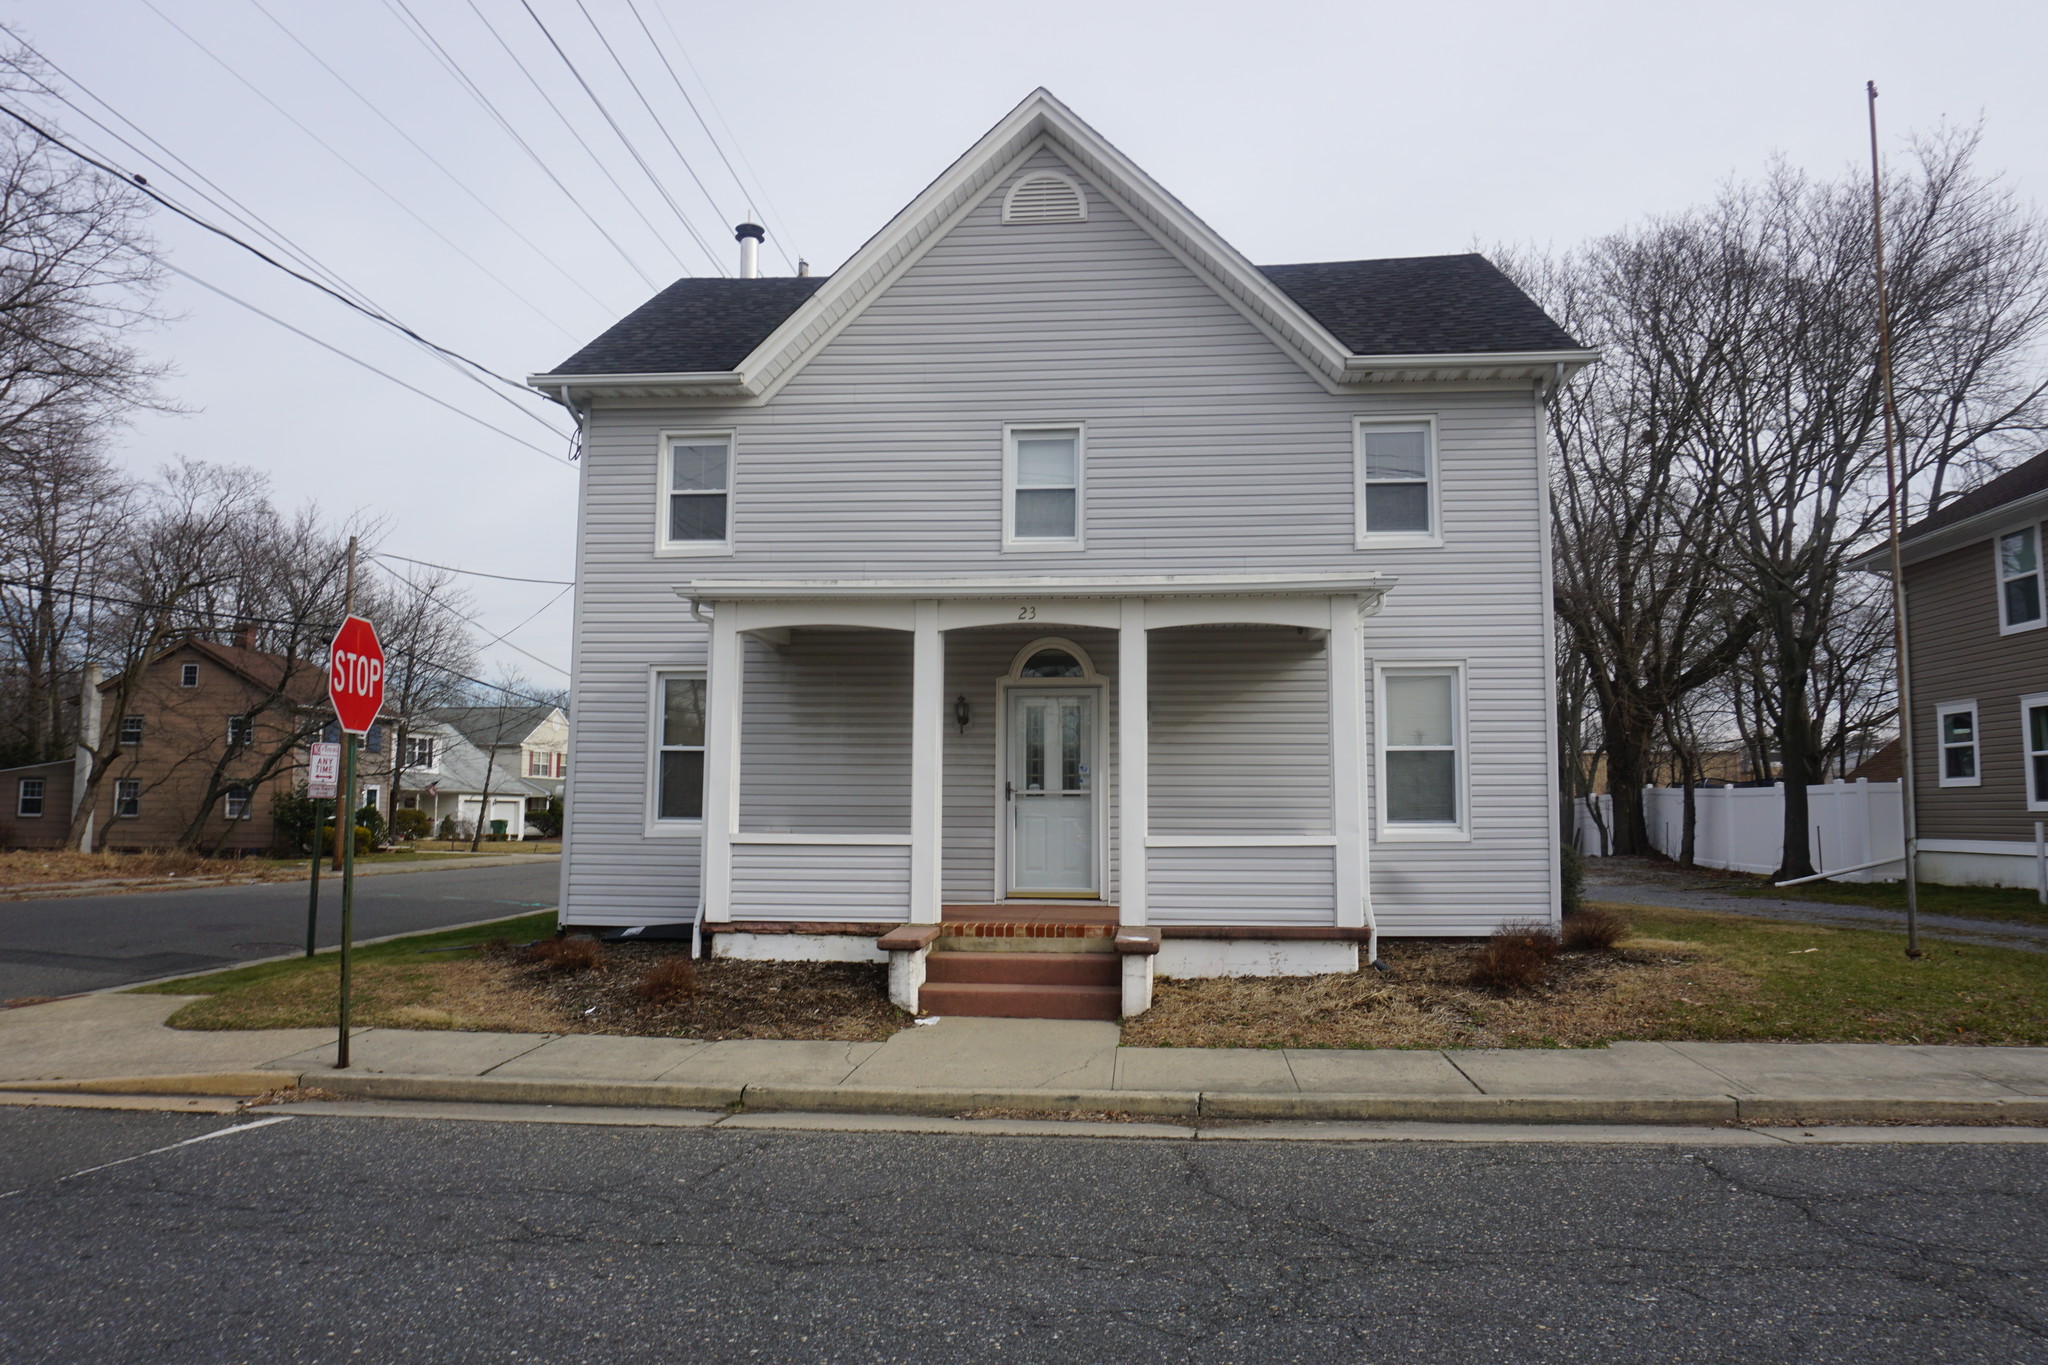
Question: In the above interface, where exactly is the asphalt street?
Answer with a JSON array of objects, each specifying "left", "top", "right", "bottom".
[
  {"left": 2, "top": 1106, "right": 2045, "bottom": 1363},
  {"left": 0, "top": 862, "right": 559, "bottom": 1001}
]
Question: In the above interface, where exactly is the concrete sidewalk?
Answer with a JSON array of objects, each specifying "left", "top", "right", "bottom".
[{"left": 6, "top": 992, "right": 2048, "bottom": 1126}]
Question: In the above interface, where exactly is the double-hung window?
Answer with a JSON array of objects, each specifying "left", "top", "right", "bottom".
[
  {"left": 224, "top": 787, "right": 252, "bottom": 820},
  {"left": 180, "top": 663, "right": 199, "bottom": 687},
  {"left": 1003, "top": 426, "right": 1083, "bottom": 549},
  {"left": 403, "top": 735, "right": 437, "bottom": 771},
  {"left": 653, "top": 673, "right": 706, "bottom": 823},
  {"left": 2026, "top": 694, "right": 2048, "bottom": 811},
  {"left": 17, "top": 778, "right": 43, "bottom": 818},
  {"left": 1356, "top": 417, "right": 1440, "bottom": 546},
  {"left": 1936, "top": 701, "right": 1980, "bottom": 787},
  {"left": 115, "top": 779, "right": 141, "bottom": 818},
  {"left": 661, "top": 433, "right": 732, "bottom": 553},
  {"left": 2000, "top": 527, "right": 2045, "bottom": 632},
  {"left": 119, "top": 715, "right": 143, "bottom": 745},
  {"left": 1377, "top": 664, "right": 1466, "bottom": 838},
  {"left": 227, "top": 715, "right": 252, "bottom": 749}
]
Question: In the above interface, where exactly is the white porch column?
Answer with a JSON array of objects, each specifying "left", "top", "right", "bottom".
[
  {"left": 1329, "top": 594, "right": 1369, "bottom": 932},
  {"left": 909, "top": 599, "right": 943, "bottom": 924},
  {"left": 1119, "top": 597, "right": 1148, "bottom": 926},
  {"left": 700, "top": 601, "right": 742, "bottom": 923}
]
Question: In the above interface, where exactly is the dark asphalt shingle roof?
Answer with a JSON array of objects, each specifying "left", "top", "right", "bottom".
[
  {"left": 1900, "top": 448, "right": 2048, "bottom": 541},
  {"left": 542, "top": 253, "right": 1580, "bottom": 376}
]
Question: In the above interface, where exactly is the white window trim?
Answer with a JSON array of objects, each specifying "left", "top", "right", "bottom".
[
  {"left": 1354, "top": 414, "right": 1444, "bottom": 550},
  {"left": 1998, "top": 525, "right": 2046, "bottom": 635},
  {"left": 646, "top": 667, "right": 707, "bottom": 837},
  {"left": 402, "top": 735, "right": 441, "bottom": 775},
  {"left": 1001, "top": 423, "right": 1086, "bottom": 553},
  {"left": 224, "top": 787, "right": 253, "bottom": 820},
  {"left": 654, "top": 429, "right": 736, "bottom": 558},
  {"left": 115, "top": 779, "right": 141, "bottom": 818},
  {"left": 17, "top": 777, "right": 44, "bottom": 818},
  {"left": 2025, "top": 692, "right": 2048, "bottom": 812},
  {"left": 1935, "top": 699, "right": 1982, "bottom": 789},
  {"left": 180, "top": 663, "right": 199, "bottom": 687},
  {"left": 1373, "top": 660, "right": 1470, "bottom": 842},
  {"left": 119, "top": 716, "right": 143, "bottom": 745}
]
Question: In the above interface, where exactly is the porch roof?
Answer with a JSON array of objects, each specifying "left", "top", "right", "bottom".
[{"left": 674, "top": 571, "right": 1395, "bottom": 604}]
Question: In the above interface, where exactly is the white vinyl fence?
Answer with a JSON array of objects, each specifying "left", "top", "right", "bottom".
[{"left": 1573, "top": 780, "right": 1904, "bottom": 882}]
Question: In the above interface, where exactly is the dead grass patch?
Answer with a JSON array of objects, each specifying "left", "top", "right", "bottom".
[
  {"left": 0, "top": 848, "right": 291, "bottom": 890},
  {"left": 1124, "top": 937, "right": 1747, "bottom": 1050},
  {"left": 953, "top": 1108, "right": 1144, "bottom": 1123}
]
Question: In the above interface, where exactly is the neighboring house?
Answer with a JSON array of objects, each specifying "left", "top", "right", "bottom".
[
  {"left": 0, "top": 639, "right": 357, "bottom": 856},
  {"left": 393, "top": 704, "right": 567, "bottom": 838},
  {"left": 529, "top": 90, "right": 1593, "bottom": 1016},
  {"left": 1852, "top": 447, "right": 2048, "bottom": 886}
]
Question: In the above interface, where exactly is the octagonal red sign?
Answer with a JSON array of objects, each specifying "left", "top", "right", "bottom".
[{"left": 327, "top": 614, "right": 385, "bottom": 736}]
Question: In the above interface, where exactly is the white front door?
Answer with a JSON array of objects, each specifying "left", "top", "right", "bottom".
[{"left": 1007, "top": 690, "right": 1097, "bottom": 896}]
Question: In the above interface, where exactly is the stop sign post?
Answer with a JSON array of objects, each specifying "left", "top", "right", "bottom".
[{"left": 326, "top": 614, "right": 385, "bottom": 1069}]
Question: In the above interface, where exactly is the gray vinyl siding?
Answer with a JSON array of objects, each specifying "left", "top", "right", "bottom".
[
  {"left": 558, "top": 144, "right": 1556, "bottom": 933},
  {"left": 1150, "top": 627, "right": 1331, "bottom": 837},
  {"left": 1908, "top": 529, "right": 2048, "bottom": 841},
  {"left": 740, "top": 631, "right": 911, "bottom": 834},
  {"left": 1152, "top": 846, "right": 1337, "bottom": 925},
  {"left": 730, "top": 842, "right": 910, "bottom": 921}
]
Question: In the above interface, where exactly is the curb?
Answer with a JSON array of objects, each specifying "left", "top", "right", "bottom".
[{"left": 11, "top": 1070, "right": 2047, "bottom": 1127}]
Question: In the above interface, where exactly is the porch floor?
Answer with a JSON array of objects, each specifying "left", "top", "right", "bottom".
[{"left": 943, "top": 903, "right": 1118, "bottom": 926}]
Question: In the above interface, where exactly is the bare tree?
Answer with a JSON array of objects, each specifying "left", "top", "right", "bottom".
[{"left": 364, "top": 563, "right": 478, "bottom": 833}]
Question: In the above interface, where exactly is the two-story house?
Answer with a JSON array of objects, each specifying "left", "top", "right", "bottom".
[
  {"left": 530, "top": 91, "right": 1594, "bottom": 1018},
  {"left": 1854, "top": 448, "right": 2048, "bottom": 887},
  {"left": 392, "top": 704, "right": 567, "bottom": 839}
]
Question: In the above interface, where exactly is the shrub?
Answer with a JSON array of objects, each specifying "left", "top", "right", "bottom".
[
  {"left": 634, "top": 956, "right": 699, "bottom": 1004},
  {"left": 529, "top": 797, "right": 563, "bottom": 840},
  {"left": 1560, "top": 844, "right": 1586, "bottom": 916},
  {"left": 390, "top": 808, "right": 432, "bottom": 842},
  {"left": 317, "top": 825, "right": 374, "bottom": 855},
  {"left": 271, "top": 786, "right": 319, "bottom": 851},
  {"left": 1561, "top": 906, "right": 1628, "bottom": 952},
  {"left": 524, "top": 935, "right": 605, "bottom": 974},
  {"left": 1469, "top": 921, "right": 1561, "bottom": 992},
  {"left": 355, "top": 803, "right": 385, "bottom": 844},
  {"left": 436, "top": 815, "right": 459, "bottom": 841}
]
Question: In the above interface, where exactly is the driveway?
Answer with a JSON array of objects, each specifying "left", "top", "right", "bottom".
[{"left": 0, "top": 862, "right": 559, "bottom": 1002}]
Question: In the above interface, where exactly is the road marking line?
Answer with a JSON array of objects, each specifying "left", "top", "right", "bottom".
[{"left": 0, "top": 1114, "right": 294, "bottom": 1199}]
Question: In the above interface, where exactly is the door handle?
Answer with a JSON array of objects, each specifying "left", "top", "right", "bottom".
[{"left": 1005, "top": 781, "right": 1014, "bottom": 801}]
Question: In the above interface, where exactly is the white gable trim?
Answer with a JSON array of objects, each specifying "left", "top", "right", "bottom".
[{"left": 531, "top": 90, "right": 1597, "bottom": 401}]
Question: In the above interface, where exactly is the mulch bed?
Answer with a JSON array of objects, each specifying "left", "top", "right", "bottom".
[
  {"left": 500, "top": 941, "right": 909, "bottom": 1042},
  {"left": 1121, "top": 936, "right": 1739, "bottom": 1050}
]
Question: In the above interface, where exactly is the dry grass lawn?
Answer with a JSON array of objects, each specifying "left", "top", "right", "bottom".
[{"left": 0, "top": 848, "right": 298, "bottom": 890}]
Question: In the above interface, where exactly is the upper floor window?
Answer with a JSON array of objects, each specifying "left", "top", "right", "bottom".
[
  {"left": 661, "top": 433, "right": 731, "bottom": 553},
  {"left": 180, "top": 663, "right": 200, "bottom": 687},
  {"left": 227, "top": 715, "right": 252, "bottom": 749},
  {"left": 1377, "top": 663, "right": 1467, "bottom": 840},
  {"left": 17, "top": 777, "right": 44, "bottom": 818},
  {"left": 402, "top": 735, "right": 438, "bottom": 771},
  {"left": 119, "top": 715, "right": 144, "bottom": 745},
  {"left": 1936, "top": 701, "right": 1980, "bottom": 788},
  {"left": 1356, "top": 417, "right": 1441, "bottom": 547},
  {"left": 364, "top": 723, "right": 384, "bottom": 755},
  {"left": 1004, "top": 426, "right": 1083, "bottom": 550},
  {"left": 2001, "top": 526, "right": 2045, "bottom": 632},
  {"left": 653, "top": 673, "right": 706, "bottom": 823}
]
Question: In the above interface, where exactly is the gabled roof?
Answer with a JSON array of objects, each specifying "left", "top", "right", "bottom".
[
  {"left": 109, "top": 638, "right": 324, "bottom": 704},
  {"left": 531, "top": 89, "right": 1595, "bottom": 400},
  {"left": 1850, "top": 448, "right": 2048, "bottom": 570},
  {"left": 429, "top": 704, "right": 560, "bottom": 752}
]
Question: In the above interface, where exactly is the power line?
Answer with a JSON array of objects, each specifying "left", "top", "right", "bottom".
[
  {"left": 382, "top": 563, "right": 570, "bottom": 675},
  {"left": 158, "top": 259, "right": 572, "bottom": 466},
  {"left": 137, "top": 0, "right": 579, "bottom": 341},
  {"left": 624, "top": 0, "right": 799, "bottom": 273},
  {"left": 244, "top": 0, "right": 620, "bottom": 320},
  {"left": 0, "top": 98, "right": 566, "bottom": 434},
  {"left": 375, "top": 0, "right": 660, "bottom": 291},
  {"left": 567, "top": 0, "right": 733, "bottom": 234},
  {"left": 373, "top": 552, "right": 573, "bottom": 586},
  {"left": 515, "top": 0, "right": 728, "bottom": 275},
  {"left": 645, "top": 0, "right": 803, "bottom": 273}
]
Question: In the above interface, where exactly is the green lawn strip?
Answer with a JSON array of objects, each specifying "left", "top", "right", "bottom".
[
  {"left": 1611, "top": 903, "right": 2048, "bottom": 1045},
  {"left": 132, "top": 916, "right": 557, "bottom": 1002},
  {"left": 1712, "top": 875, "right": 2048, "bottom": 928}
]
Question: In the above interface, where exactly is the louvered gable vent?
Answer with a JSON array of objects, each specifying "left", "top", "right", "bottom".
[{"left": 1003, "top": 172, "right": 1086, "bottom": 224}]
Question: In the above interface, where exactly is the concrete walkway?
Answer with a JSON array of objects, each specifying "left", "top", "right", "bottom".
[{"left": 6, "top": 992, "right": 2048, "bottom": 1126}]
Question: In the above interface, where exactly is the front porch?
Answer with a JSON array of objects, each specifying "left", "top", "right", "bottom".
[{"left": 685, "top": 574, "right": 1394, "bottom": 1016}]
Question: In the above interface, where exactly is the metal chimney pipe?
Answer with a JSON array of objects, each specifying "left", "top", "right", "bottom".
[{"left": 735, "top": 222, "right": 764, "bottom": 278}]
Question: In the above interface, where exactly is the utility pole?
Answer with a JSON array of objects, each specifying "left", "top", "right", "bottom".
[{"left": 1868, "top": 81, "right": 1921, "bottom": 960}]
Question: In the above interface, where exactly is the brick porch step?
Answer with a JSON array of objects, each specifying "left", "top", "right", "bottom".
[
  {"left": 925, "top": 950, "right": 1118, "bottom": 988},
  {"left": 918, "top": 980, "right": 1121, "bottom": 1021},
  {"left": 942, "top": 903, "right": 1118, "bottom": 926}
]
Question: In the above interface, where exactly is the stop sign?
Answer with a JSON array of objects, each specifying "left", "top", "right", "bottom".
[{"left": 327, "top": 615, "right": 385, "bottom": 736}]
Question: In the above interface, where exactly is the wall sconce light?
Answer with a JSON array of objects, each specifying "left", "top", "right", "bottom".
[{"left": 953, "top": 695, "right": 971, "bottom": 734}]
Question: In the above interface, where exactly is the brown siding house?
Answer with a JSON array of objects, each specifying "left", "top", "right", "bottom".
[
  {"left": 1863, "top": 449, "right": 2048, "bottom": 886},
  {"left": 0, "top": 758, "right": 76, "bottom": 849}
]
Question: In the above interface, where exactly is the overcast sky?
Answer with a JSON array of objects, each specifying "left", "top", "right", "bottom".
[{"left": 8, "top": 0, "right": 2045, "bottom": 683}]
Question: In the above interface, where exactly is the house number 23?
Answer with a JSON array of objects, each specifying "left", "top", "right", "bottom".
[{"left": 1016, "top": 604, "right": 1038, "bottom": 620}]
